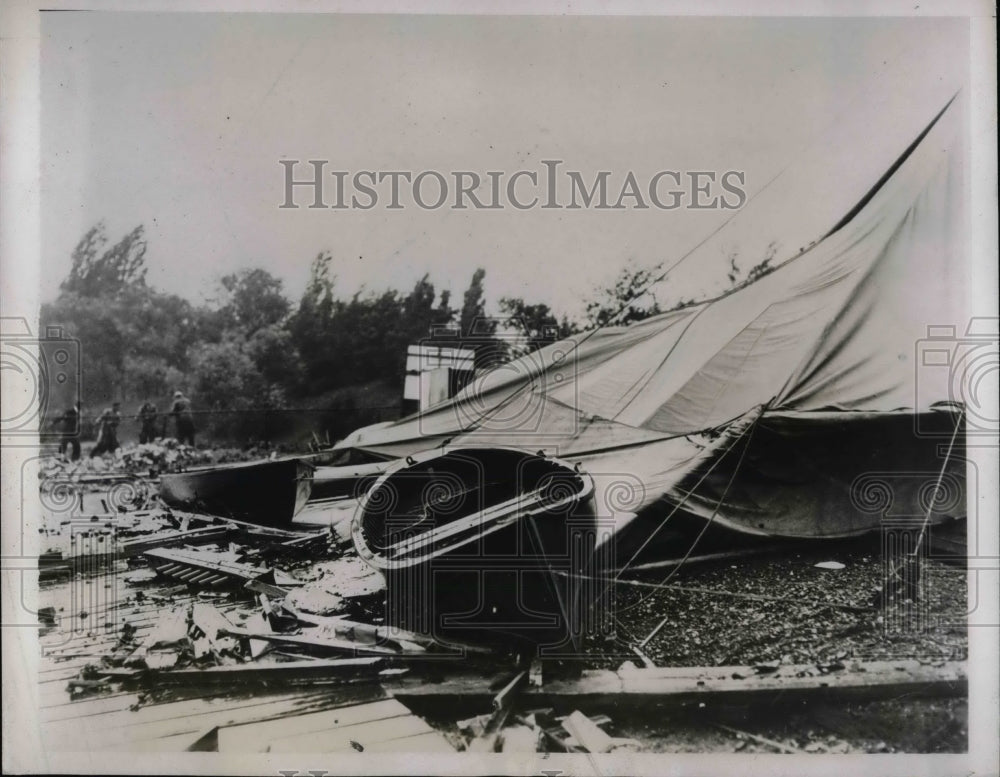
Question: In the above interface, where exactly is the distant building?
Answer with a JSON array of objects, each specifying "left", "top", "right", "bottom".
[{"left": 402, "top": 343, "right": 476, "bottom": 415}]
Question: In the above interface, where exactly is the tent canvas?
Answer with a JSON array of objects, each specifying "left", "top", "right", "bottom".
[{"left": 337, "top": 90, "right": 970, "bottom": 564}]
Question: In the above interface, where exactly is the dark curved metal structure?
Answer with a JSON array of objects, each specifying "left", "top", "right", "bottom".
[{"left": 352, "top": 447, "right": 598, "bottom": 652}]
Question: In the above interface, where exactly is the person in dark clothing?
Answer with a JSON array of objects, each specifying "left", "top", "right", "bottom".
[
  {"left": 56, "top": 403, "right": 81, "bottom": 461},
  {"left": 137, "top": 400, "right": 159, "bottom": 444},
  {"left": 171, "top": 391, "right": 196, "bottom": 446},
  {"left": 90, "top": 402, "right": 122, "bottom": 457}
]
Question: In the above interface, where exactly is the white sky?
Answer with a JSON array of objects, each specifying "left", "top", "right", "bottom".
[{"left": 40, "top": 13, "right": 967, "bottom": 319}]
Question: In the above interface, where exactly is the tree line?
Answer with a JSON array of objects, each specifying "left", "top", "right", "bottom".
[{"left": 41, "top": 222, "right": 774, "bottom": 443}]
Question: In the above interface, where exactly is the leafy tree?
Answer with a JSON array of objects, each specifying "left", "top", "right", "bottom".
[
  {"left": 744, "top": 241, "right": 779, "bottom": 284},
  {"left": 215, "top": 268, "right": 291, "bottom": 338},
  {"left": 288, "top": 262, "right": 460, "bottom": 394},
  {"left": 62, "top": 223, "right": 148, "bottom": 297},
  {"left": 584, "top": 261, "right": 664, "bottom": 328},
  {"left": 247, "top": 324, "right": 304, "bottom": 388},
  {"left": 287, "top": 253, "right": 339, "bottom": 389},
  {"left": 42, "top": 283, "right": 201, "bottom": 407},
  {"left": 498, "top": 297, "right": 577, "bottom": 353},
  {"left": 435, "top": 289, "right": 455, "bottom": 328},
  {"left": 459, "top": 267, "right": 489, "bottom": 337},
  {"left": 721, "top": 241, "right": 780, "bottom": 290}
]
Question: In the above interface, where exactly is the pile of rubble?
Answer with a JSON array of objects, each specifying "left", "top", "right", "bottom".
[
  {"left": 37, "top": 453, "right": 969, "bottom": 755},
  {"left": 47, "top": 500, "right": 448, "bottom": 675},
  {"left": 43, "top": 440, "right": 279, "bottom": 480},
  {"left": 43, "top": 488, "right": 645, "bottom": 754}
]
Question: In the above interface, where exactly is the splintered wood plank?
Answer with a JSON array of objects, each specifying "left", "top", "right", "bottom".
[
  {"left": 41, "top": 691, "right": 337, "bottom": 751},
  {"left": 41, "top": 693, "right": 142, "bottom": 722},
  {"left": 385, "top": 660, "right": 968, "bottom": 709},
  {"left": 263, "top": 712, "right": 434, "bottom": 754},
  {"left": 340, "top": 731, "right": 457, "bottom": 753},
  {"left": 118, "top": 731, "right": 206, "bottom": 753},
  {"left": 217, "top": 698, "right": 409, "bottom": 753},
  {"left": 609, "top": 660, "right": 968, "bottom": 702},
  {"left": 157, "top": 656, "right": 383, "bottom": 685},
  {"left": 45, "top": 689, "right": 322, "bottom": 731}
]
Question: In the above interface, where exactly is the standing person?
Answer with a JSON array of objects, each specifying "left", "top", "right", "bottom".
[
  {"left": 171, "top": 391, "right": 196, "bottom": 446},
  {"left": 56, "top": 402, "right": 81, "bottom": 461},
  {"left": 90, "top": 402, "right": 122, "bottom": 457},
  {"left": 137, "top": 400, "right": 159, "bottom": 444}
]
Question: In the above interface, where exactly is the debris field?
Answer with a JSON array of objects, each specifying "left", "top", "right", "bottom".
[{"left": 35, "top": 451, "right": 968, "bottom": 755}]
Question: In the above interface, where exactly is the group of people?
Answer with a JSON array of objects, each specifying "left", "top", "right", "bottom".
[{"left": 55, "top": 391, "right": 196, "bottom": 460}]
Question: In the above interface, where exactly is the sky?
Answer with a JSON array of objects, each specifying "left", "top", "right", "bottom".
[{"left": 40, "top": 12, "right": 968, "bottom": 320}]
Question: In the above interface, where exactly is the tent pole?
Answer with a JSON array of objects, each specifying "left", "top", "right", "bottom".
[{"left": 890, "top": 408, "right": 964, "bottom": 601}]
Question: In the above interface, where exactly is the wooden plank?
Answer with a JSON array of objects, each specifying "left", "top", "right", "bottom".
[
  {"left": 118, "top": 526, "right": 231, "bottom": 557},
  {"left": 152, "top": 656, "right": 384, "bottom": 686},
  {"left": 500, "top": 725, "right": 541, "bottom": 753},
  {"left": 712, "top": 723, "right": 805, "bottom": 754},
  {"left": 218, "top": 698, "right": 409, "bottom": 753},
  {"left": 42, "top": 691, "right": 334, "bottom": 749},
  {"left": 144, "top": 547, "right": 268, "bottom": 585},
  {"left": 44, "top": 688, "right": 326, "bottom": 731},
  {"left": 562, "top": 711, "right": 614, "bottom": 753},
  {"left": 220, "top": 626, "right": 403, "bottom": 656},
  {"left": 265, "top": 712, "right": 433, "bottom": 754},
  {"left": 611, "top": 660, "right": 968, "bottom": 702},
  {"left": 115, "top": 692, "right": 376, "bottom": 749},
  {"left": 386, "top": 660, "right": 968, "bottom": 709},
  {"left": 41, "top": 694, "right": 142, "bottom": 722},
  {"left": 332, "top": 730, "right": 456, "bottom": 753},
  {"left": 118, "top": 731, "right": 206, "bottom": 753}
]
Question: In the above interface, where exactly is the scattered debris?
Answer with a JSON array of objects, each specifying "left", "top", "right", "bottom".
[
  {"left": 144, "top": 546, "right": 276, "bottom": 588},
  {"left": 500, "top": 725, "right": 540, "bottom": 752},
  {"left": 35, "top": 450, "right": 970, "bottom": 755},
  {"left": 712, "top": 722, "right": 805, "bottom": 754}
]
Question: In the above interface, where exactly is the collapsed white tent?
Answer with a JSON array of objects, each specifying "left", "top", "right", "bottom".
[{"left": 335, "top": 92, "right": 968, "bottom": 553}]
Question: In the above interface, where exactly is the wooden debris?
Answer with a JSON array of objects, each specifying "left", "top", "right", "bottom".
[
  {"left": 467, "top": 669, "right": 528, "bottom": 753},
  {"left": 529, "top": 658, "right": 543, "bottom": 687},
  {"left": 244, "top": 578, "right": 291, "bottom": 600},
  {"left": 493, "top": 669, "right": 528, "bottom": 712},
  {"left": 215, "top": 697, "right": 450, "bottom": 754},
  {"left": 712, "top": 722, "right": 805, "bottom": 754},
  {"left": 456, "top": 713, "right": 492, "bottom": 738},
  {"left": 144, "top": 546, "right": 271, "bottom": 588},
  {"left": 281, "top": 606, "right": 432, "bottom": 654},
  {"left": 561, "top": 711, "right": 608, "bottom": 752},
  {"left": 132, "top": 606, "right": 189, "bottom": 670},
  {"left": 149, "top": 657, "right": 385, "bottom": 686},
  {"left": 219, "top": 625, "right": 406, "bottom": 657},
  {"left": 188, "top": 602, "right": 239, "bottom": 659},
  {"left": 386, "top": 660, "right": 968, "bottom": 708},
  {"left": 118, "top": 526, "right": 231, "bottom": 558},
  {"left": 500, "top": 724, "right": 541, "bottom": 752}
]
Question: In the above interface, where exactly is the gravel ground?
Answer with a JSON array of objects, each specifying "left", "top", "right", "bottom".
[
  {"left": 601, "top": 696, "right": 967, "bottom": 753},
  {"left": 584, "top": 538, "right": 967, "bottom": 668}
]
